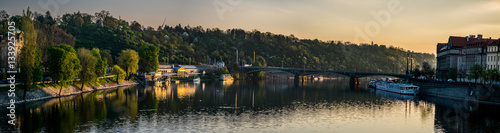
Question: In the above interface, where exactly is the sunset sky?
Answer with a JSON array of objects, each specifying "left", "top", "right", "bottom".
[{"left": 2, "top": 0, "right": 500, "bottom": 54}]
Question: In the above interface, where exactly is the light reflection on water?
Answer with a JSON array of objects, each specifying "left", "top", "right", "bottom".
[{"left": 1, "top": 79, "right": 500, "bottom": 132}]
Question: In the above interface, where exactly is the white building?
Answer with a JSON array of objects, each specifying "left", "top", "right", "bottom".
[{"left": 486, "top": 40, "right": 500, "bottom": 70}]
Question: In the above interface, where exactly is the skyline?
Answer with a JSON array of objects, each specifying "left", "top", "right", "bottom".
[{"left": 2, "top": 0, "right": 500, "bottom": 54}]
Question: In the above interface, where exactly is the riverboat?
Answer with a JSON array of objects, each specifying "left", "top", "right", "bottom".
[
  {"left": 369, "top": 80, "right": 376, "bottom": 87},
  {"left": 375, "top": 81, "right": 419, "bottom": 95}
]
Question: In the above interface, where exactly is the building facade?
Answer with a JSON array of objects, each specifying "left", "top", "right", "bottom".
[
  {"left": 457, "top": 39, "right": 491, "bottom": 74},
  {"left": 436, "top": 36, "right": 471, "bottom": 79},
  {"left": 436, "top": 34, "right": 498, "bottom": 80},
  {"left": 0, "top": 32, "right": 23, "bottom": 73},
  {"left": 486, "top": 40, "right": 500, "bottom": 70}
]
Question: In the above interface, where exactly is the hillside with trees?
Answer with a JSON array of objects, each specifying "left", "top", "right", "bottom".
[{"left": 2, "top": 10, "right": 436, "bottom": 74}]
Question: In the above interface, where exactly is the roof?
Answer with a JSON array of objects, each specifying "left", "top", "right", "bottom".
[
  {"left": 448, "top": 36, "right": 479, "bottom": 48},
  {"left": 487, "top": 39, "right": 500, "bottom": 46},
  {"left": 178, "top": 65, "right": 196, "bottom": 68},
  {"left": 437, "top": 43, "right": 446, "bottom": 51},
  {"left": 464, "top": 39, "right": 496, "bottom": 48}
]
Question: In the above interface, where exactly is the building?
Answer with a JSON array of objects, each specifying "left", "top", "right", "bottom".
[
  {"left": 157, "top": 65, "right": 175, "bottom": 76},
  {"left": 436, "top": 34, "right": 500, "bottom": 80},
  {"left": 457, "top": 38, "right": 493, "bottom": 74},
  {"left": 0, "top": 31, "right": 23, "bottom": 73},
  {"left": 436, "top": 36, "right": 472, "bottom": 79},
  {"left": 174, "top": 65, "right": 199, "bottom": 77},
  {"left": 216, "top": 61, "right": 225, "bottom": 69},
  {"left": 486, "top": 40, "right": 500, "bottom": 70}
]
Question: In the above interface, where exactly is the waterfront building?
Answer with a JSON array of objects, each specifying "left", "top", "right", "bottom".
[
  {"left": 436, "top": 36, "right": 473, "bottom": 79},
  {"left": 437, "top": 34, "right": 500, "bottom": 80},
  {"left": 158, "top": 65, "right": 175, "bottom": 76},
  {"left": 486, "top": 40, "right": 500, "bottom": 70},
  {"left": 216, "top": 61, "right": 225, "bottom": 69},
  {"left": 457, "top": 37, "right": 493, "bottom": 74},
  {"left": 0, "top": 31, "right": 23, "bottom": 73},
  {"left": 175, "top": 65, "right": 199, "bottom": 77}
]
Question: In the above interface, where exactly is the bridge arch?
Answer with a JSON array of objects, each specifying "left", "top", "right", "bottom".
[
  {"left": 245, "top": 69, "right": 295, "bottom": 76},
  {"left": 355, "top": 74, "right": 406, "bottom": 79},
  {"left": 299, "top": 71, "right": 350, "bottom": 77}
]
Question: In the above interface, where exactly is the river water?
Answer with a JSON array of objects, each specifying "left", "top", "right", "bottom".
[{"left": 1, "top": 79, "right": 500, "bottom": 132}]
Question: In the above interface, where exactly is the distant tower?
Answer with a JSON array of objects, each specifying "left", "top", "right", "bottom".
[
  {"left": 253, "top": 51, "right": 256, "bottom": 63},
  {"left": 236, "top": 50, "right": 239, "bottom": 64}
]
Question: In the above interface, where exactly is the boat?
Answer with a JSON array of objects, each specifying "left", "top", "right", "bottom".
[
  {"left": 193, "top": 77, "right": 200, "bottom": 83},
  {"left": 375, "top": 81, "right": 419, "bottom": 95},
  {"left": 369, "top": 80, "right": 376, "bottom": 87}
]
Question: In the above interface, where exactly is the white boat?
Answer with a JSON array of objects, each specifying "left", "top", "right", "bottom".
[
  {"left": 369, "top": 80, "right": 376, "bottom": 87},
  {"left": 193, "top": 77, "right": 200, "bottom": 83},
  {"left": 375, "top": 81, "right": 419, "bottom": 95}
]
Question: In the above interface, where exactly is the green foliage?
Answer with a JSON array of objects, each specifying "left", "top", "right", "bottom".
[
  {"left": 19, "top": 8, "right": 39, "bottom": 92},
  {"left": 47, "top": 44, "right": 81, "bottom": 93},
  {"left": 99, "top": 50, "right": 113, "bottom": 66},
  {"left": 256, "top": 56, "right": 267, "bottom": 67},
  {"left": 482, "top": 69, "right": 499, "bottom": 86},
  {"left": 111, "top": 65, "right": 126, "bottom": 83},
  {"left": 413, "top": 69, "right": 421, "bottom": 77},
  {"left": 117, "top": 49, "right": 139, "bottom": 79},
  {"left": 419, "top": 62, "right": 435, "bottom": 79},
  {"left": 91, "top": 48, "right": 107, "bottom": 77},
  {"left": 77, "top": 48, "right": 97, "bottom": 88},
  {"left": 5, "top": 10, "right": 437, "bottom": 80},
  {"left": 138, "top": 44, "right": 160, "bottom": 73},
  {"left": 468, "top": 64, "right": 483, "bottom": 83},
  {"left": 218, "top": 66, "right": 229, "bottom": 75},
  {"left": 33, "top": 50, "right": 44, "bottom": 83},
  {"left": 447, "top": 68, "right": 457, "bottom": 80}
]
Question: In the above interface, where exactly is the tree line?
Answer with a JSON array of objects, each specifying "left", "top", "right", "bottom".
[{"left": 0, "top": 9, "right": 160, "bottom": 99}]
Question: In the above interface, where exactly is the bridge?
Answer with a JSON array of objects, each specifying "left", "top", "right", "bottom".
[{"left": 242, "top": 66, "right": 408, "bottom": 86}]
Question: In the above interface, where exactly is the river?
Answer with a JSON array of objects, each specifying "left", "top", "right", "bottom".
[{"left": 1, "top": 79, "right": 499, "bottom": 132}]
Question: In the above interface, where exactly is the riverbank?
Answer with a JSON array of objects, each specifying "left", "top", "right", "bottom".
[
  {"left": 419, "top": 86, "right": 500, "bottom": 106},
  {"left": 0, "top": 80, "right": 138, "bottom": 107}
]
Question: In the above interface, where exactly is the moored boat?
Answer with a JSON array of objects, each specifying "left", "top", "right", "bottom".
[
  {"left": 375, "top": 81, "right": 419, "bottom": 95},
  {"left": 193, "top": 77, "right": 200, "bottom": 83},
  {"left": 369, "top": 80, "right": 376, "bottom": 87}
]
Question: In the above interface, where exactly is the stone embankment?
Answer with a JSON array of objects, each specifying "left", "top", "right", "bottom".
[
  {"left": 0, "top": 81, "right": 138, "bottom": 106},
  {"left": 418, "top": 82, "right": 500, "bottom": 105}
]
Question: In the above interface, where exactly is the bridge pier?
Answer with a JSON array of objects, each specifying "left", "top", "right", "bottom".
[{"left": 349, "top": 73, "right": 360, "bottom": 88}]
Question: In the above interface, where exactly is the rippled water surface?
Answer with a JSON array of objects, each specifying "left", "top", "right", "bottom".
[{"left": 2, "top": 79, "right": 500, "bottom": 132}]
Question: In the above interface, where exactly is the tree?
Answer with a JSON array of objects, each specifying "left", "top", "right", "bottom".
[
  {"left": 447, "top": 67, "right": 457, "bottom": 80},
  {"left": 47, "top": 44, "right": 81, "bottom": 95},
  {"left": 413, "top": 68, "right": 422, "bottom": 78},
  {"left": 421, "top": 62, "right": 434, "bottom": 79},
  {"left": 0, "top": 10, "right": 9, "bottom": 20},
  {"left": 482, "top": 69, "right": 499, "bottom": 86},
  {"left": 138, "top": 44, "right": 160, "bottom": 73},
  {"left": 75, "top": 16, "right": 84, "bottom": 27},
  {"left": 218, "top": 66, "right": 229, "bottom": 75},
  {"left": 77, "top": 48, "right": 97, "bottom": 90},
  {"left": 19, "top": 8, "right": 39, "bottom": 99},
  {"left": 33, "top": 50, "right": 44, "bottom": 84},
  {"left": 117, "top": 49, "right": 139, "bottom": 80},
  {"left": 468, "top": 64, "right": 483, "bottom": 83},
  {"left": 37, "top": 24, "right": 76, "bottom": 64},
  {"left": 256, "top": 56, "right": 267, "bottom": 67},
  {"left": 91, "top": 48, "right": 107, "bottom": 77},
  {"left": 111, "top": 65, "right": 126, "bottom": 83},
  {"left": 100, "top": 50, "right": 113, "bottom": 66}
]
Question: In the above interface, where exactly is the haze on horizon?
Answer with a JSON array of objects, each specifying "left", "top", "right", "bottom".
[{"left": 2, "top": 0, "right": 500, "bottom": 54}]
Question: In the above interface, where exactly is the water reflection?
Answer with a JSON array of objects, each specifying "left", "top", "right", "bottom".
[{"left": 1, "top": 80, "right": 499, "bottom": 132}]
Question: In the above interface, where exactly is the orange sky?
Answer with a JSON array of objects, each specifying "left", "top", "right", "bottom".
[{"left": 2, "top": 0, "right": 500, "bottom": 54}]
